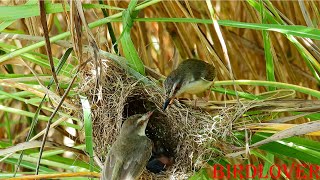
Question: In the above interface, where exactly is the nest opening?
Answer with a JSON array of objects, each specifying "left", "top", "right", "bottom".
[
  {"left": 79, "top": 59, "right": 237, "bottom": 179},
  {"left": 122, "top": 95, "right": 176, "bottom": 173}
]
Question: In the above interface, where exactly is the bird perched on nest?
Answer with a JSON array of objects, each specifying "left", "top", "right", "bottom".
[
  {"left": 163, "top": 59, "right": 216, "bottom": 110},
  {"left": 101, "top": 112, "right": 153, "bottom": 180}
]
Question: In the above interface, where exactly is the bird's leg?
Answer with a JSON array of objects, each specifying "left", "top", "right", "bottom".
[
  {"left": 193, "top": 98, "right": 197, "bottom": 107},
  {"left": 204, "top": 90, "right": 211, "bottom": 101},
  {"left": 192, "top": 95, "right": 198, "bottom": 108},
  {"left": 199, "top": 90, "right": 211, "bottom": 106}
]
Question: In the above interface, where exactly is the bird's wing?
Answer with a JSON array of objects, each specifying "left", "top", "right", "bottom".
[
  {"left": 101, "top": 148, "right": 123, "bottom": 180},
  {"left": 181, "top": 60, "right": 215, "bottom": 82},
  {"left": 120, "top": 138, "right": 153, "bottom": 180},
  {"left": 204, "top": 63, "right": 216, "bottom": 81}
]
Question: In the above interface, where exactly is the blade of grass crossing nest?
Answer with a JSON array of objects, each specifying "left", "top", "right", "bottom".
[
  {"left": 227, "top": 121, "right": 320, "bottom": 158},
  {"left": 205, "top": 0, "right": 239, "bottom": 103},
  {"left": 80, "top": 95, "right": 95, "bottom": 172},
  {"left": 14, "top": 48, "right": 73, "bottom": 176}
]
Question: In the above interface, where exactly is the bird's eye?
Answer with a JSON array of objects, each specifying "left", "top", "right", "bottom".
[
  {"left": 174, "top": 84, "right": 181, "bottom": 93},
  {"left": 137, "top": 120, "right": 145, "bottom": 126}
]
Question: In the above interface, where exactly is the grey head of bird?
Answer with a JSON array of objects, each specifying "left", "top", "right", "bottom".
[
  {"left": 163, "top": 69, "right": 186, "bottom": 110},
  {"left": 163, "top": 59, "right": 216, "bottom": 110},
  {"left": 120, "top": 111, "right": 153, "bottom": 136}
]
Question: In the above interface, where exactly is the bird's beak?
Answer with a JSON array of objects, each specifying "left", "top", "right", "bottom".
[
  {"left": 163, "top": 98, "right": 172, "bottom": 110},
  {"left": 163, "top": 81, "right": 179, "bottom": 110},
  {"left": 145, "top": 111, "right": 154, "bottom": 119},
  {"left": 138, "top": 111, "right": 154, "bottom": 124}
]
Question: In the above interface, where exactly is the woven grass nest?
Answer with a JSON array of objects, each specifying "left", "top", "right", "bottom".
[{"left": 79, "top": 58, "right": 237, "bottom": 179}]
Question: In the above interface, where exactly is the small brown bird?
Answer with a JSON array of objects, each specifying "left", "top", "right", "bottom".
[
  {"left": 101, "top": 112, "right": 153, "bottom": 180},
  {"left": 163, "top": 59, "right": 216, "bottom": 110}
]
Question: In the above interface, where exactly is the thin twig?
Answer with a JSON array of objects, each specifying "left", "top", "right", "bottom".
[
  {"left": 39, "top": 0, "right": 60, "bottom": 94},
  {"left": 205, "top": 0, "right": 240, "bottom": 103},
  {"left": 8, "top": 172, "right": 100, "bottom": 180}
]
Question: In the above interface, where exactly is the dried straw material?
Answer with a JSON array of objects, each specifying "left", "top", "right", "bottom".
[{"left": 79, "top": 58, "right": 240, "bottom": 179}]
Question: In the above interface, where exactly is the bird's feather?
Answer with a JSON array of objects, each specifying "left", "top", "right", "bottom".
[
  {"left": 120, "top": 138, "right": 152, "bottom": 179},
  {"left": 102, "top": 137, "right": 152, "bottom": 180},
  {"left": 102, "top": 148, "right": 124, "bottom": 180},
  {"left": 177, "top": 59, "right": 215, "bottom": 82}
]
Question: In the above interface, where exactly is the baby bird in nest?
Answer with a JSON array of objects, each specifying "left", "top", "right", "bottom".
[
  {"left": 101, "top": 112, "right": 153, "bottom": 180},
  {"left": 163, "top": 59, "right": 216, "bottom": 110}
]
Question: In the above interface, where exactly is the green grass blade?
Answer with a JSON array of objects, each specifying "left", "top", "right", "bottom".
[
  {"left": 135, "top": 18, "right": 320, "bottom": 40},
  {"left": 32, "top": 145, "right": 85, "bottom": 158},
  {"left": 10, "top": 153, "right": 86, "bottom": 171},
  {"left": 0, "top": 1, "right": 160, "bottom": 64},
  {"left": 3, "top": 158, "right": 55, "bottom": 173},
  {"left": 99, "top": 0, "right": 118, "bottom": 54},
  {"left": 80, "top": 95, "right": 94, "bottom": 172},
  {"left": 214, "top": 80, "right": 320, "bottom": 98},
  {"left": 253, "top": 133, "right": 320, "bottom": 165},
  {"left": 211, "top": 87, "right": 264, "bottom": 100},
  {"left": 260, "top": 0, "right": 276, "bottom": 91},
  {"left": 14, "top": 48, "right": 73, "bottom": 175},
  {"left": 26, "top": 47, "right": 73, "bottom": 141},
  {"left": 246, "top": 0, "right": 320, "bottom": 83},
  {"left": 0, "top": 43, "right": 73, "bottom": 75},
  {"left": 0, "top": 21, "right": 15, "bottom": 32},
  {"left": 120, "top": 0, "right": 145, "bottom": 75},
  {"left": 45, "top": 155, "right": 98, "bottom": 171},
  {"left": 0, "top": 2, "right": 124, "bottom": 21}
]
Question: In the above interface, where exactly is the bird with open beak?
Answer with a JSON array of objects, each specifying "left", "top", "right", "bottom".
[
  {"left": 101, "top": 111, "right": 153, "bottom": 180},
  {"left": 163, "top": 59, "right": 216, "bottom": 110}
]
